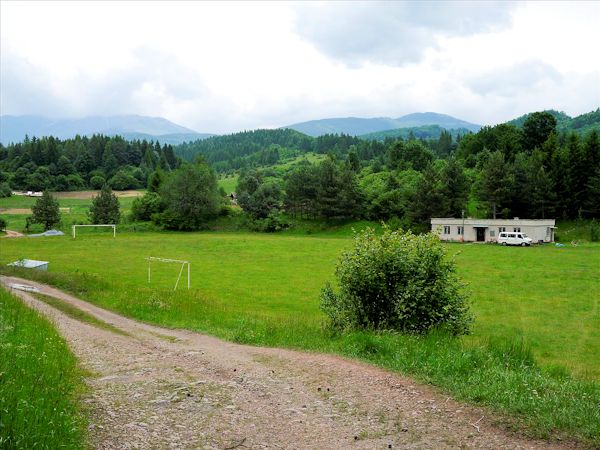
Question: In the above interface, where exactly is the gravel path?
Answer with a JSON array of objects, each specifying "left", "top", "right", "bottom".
[{"left": 1, "top": 276, "right": 573, "bottom": 449}]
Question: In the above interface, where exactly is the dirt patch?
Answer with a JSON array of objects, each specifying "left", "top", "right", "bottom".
[
  {"left": 1, "top": 276, "right": 575, "bottom": 450},
  {"left": 0, "top": 207, "right": 72, "bottom": 215},
  {"left": 1, "top": 229, "right": 24, "bottom": 238},
  {"left": 53, "top": 190, "right": 143, "bottom": 199}
]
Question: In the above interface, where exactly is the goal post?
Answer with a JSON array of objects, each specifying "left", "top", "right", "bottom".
[
  {"left": 146, "top": 257, "right": 190, "bottom": 290},
  {"left": 72, "top": 224, "right": 116, "bottom": 238}
]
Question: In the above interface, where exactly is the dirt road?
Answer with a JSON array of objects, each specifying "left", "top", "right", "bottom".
[
  {"left": 1, "top": 229, "right": 24, "bottom": 238},
  {"left": 1, "top": 276, "right": 570, "bottom": 449}
]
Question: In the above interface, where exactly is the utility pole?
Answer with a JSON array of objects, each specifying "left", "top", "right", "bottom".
[{"left": 461, "top": 209, "right": 465, "bottom": 243}]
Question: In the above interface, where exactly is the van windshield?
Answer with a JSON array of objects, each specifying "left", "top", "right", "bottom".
[{"left": 521, "top": 234, "right": 528, "bottom": 238}]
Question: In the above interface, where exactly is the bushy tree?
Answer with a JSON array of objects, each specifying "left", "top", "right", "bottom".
[
  {"left": 158, "top": 163, "right": 220, "bottom": 230},
  {"left": 522, "top": 111, "right": 557, "bottom": 152},
  {"left": 31, "top": 191, "right": 61, "bottom": 230},
  {"left": 131, "top": 191, "right": 163, "bottom": 221},
  {"left": 0, "top": 182, "right": 11, "bottom": 198},
  {"left": 320, "top": 227, "right": 471, "bottom": 335},
  {"left": 89, "top": 185, "right": 120, "bottom": 224}
]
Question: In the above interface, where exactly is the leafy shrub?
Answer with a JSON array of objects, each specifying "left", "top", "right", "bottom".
[
  {"left": 0, "top": 216, "right": 7, "bottom": 231},
  {"left": 0, "top": 181, "right": 12, "bottom": 198},
  {"left": 131, "top": 191, "right": 163, "bottom": 221},
  {"left": 89, "top": 175, "right": 106, "bottom": 190},
  {"left": 320, "top": 227, "right": 472, "bottom": 335},
  {"left": 247, "top": 211, "right": 290, "bottom": 232}
]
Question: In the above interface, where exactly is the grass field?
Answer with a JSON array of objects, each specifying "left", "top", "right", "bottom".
[
  {"left": 0, "top": 191, "right": 141, "bottom": 232},
  {"left": 1, "top": 231, "right": 599, "bottom": 444},
  {"left": 0, "top": 288, "right": 87, "bottom": 449}
]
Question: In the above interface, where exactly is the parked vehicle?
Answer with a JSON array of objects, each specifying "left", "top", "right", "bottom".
[{"left": 497, "top": 232, "right": 533, "bottom": 246}]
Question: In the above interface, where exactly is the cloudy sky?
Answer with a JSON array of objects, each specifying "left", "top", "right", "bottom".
[{"left": 1, "top": 1, "right": 599, "bottom": 133}]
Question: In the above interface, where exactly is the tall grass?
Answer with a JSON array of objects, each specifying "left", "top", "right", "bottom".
[{"left": 0, "top": 288, "right": 87, "bottom": 449}]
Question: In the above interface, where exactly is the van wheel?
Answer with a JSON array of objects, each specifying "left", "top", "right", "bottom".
[
  {"left": 502, "top": 242, "right": 507, "bottom": 246},
  {"left": 521, "top": 242, "right": 527, "bottom": 247}
]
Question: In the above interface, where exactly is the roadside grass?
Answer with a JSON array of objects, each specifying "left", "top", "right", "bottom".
[
  {"left": 0, "top": 288, "right": 87, "bottom": 449},
  {"left": 33, "top": 292, "right": 130, "bottom": 336}
]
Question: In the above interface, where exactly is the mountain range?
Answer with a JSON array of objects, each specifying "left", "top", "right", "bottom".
[
  {"left": 283, "top": 112, "right": 482, "bottom": 137},
  {"left": 0, "top": 115, "right": 214, "bottom": 145},
  {"left": 2, "top": 110, "right": 598, "bottom": 146}
]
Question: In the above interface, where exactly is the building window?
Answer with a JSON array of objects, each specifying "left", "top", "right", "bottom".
[
  {"left": 443, "top": 226, "right": 450, "bottom": 235},
  {"left": 457, "top": 226, "right": 464, "bottom": 235},
  {"left": 499, "top": 227, "right": 506, "bottom": 233},
  {"left": 513, "top": 227, "right": 521, "bottom": 232},
  {"left": 490, "top": 230, "right": 496, "bottom": 237}
]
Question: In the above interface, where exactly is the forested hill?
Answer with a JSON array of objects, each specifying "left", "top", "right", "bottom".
[
  {"left": 174, "top": 129, "right": 395, "bottom": 172},
  {"left": 175, "top": 129, "right": 313, "bottom": 169},
  {"left": 508, "top": 109, "right": 600, "bottom": 135},
  {"left": 0, "top": 135, "right": 180, "bottom": 192},
  {"left": 360, "top": 125, "right": 471, "bottom": 141}
]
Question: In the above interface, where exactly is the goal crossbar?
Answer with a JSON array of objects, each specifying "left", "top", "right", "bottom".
[
  {"left": 72, "top": 224, "right": 116, "bottom": 238},
  {"left": 146, "top": 257, "right": 190, "bottom": 290}
]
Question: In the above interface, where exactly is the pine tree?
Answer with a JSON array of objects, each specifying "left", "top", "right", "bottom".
[
  {"left": 31, "top": 191, "right": 61, "bottom": 230},
  {"left": 89, "top": 185, "right": 120, "bottom": 224},
  {"left": 476, "top": 151, "right": 512, "bottom": 219},
  {"left": 440, "top": 157, "right": 468, "bottom": 217}
]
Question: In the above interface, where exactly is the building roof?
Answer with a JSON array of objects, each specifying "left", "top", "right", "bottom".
[{"left": 431, "top": 218, "right": 555, "bottom": 226}]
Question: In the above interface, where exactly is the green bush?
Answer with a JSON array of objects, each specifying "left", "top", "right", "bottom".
[
  {"left": 131, "top": 191, "right": 163, "bottom": 221},
  {"left": 321, "top": 227, "right": 472, "bottom": 335},
  {"left": 0, "top": 181, "right": 12, "bottom": 198},
  {"left": 89, "top": 175, "right": 106, "bottom": 190}
]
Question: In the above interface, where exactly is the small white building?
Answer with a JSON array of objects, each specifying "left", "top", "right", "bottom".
[
  {"left": 431, "top": 218, "right": 556, "bottom": 243},
  {"left": 8, "top": 259, "right": 49, "bottom": 270}
]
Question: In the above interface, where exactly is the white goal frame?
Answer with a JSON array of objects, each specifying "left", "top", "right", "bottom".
[
  {"left": 146, "top": 257, "right": 190, "bottom": 290},
  {"left": 72, "top": 224, "right": 116, "bottom": 238}
]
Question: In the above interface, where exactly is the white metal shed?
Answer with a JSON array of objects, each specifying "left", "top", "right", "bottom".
[{"left": 8, "top": 259, "right": 49, "bottom": 270}]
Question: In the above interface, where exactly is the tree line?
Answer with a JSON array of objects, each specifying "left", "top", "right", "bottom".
[
  {"left": 231, "top": 112, "right": 599, "bottom": 229},
  {"left": 0, "top": 134, "right": 180, "bottom": 195}
]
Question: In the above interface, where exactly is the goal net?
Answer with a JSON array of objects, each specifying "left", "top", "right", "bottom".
[
  {"left": 72, "top": 224, "right": 116, "bottom": 238},
  {"left": 146, "top": 257, "right": 190, "bottom": 290}
]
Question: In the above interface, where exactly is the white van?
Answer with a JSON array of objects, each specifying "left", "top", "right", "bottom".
[{"left": 497, "top": 232, "right": 533, "bottom": 246}]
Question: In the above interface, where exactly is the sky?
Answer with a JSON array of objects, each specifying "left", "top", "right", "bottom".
[{"left": 1, "top": 1, "right": 599, "bottom": 134}]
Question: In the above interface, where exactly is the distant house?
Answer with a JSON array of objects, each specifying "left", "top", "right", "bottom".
[{"left": 431, "top": 218, "right": 556, "bottom": 243}]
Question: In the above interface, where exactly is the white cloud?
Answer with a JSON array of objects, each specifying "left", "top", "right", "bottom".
[
  {"left": 292, "top": 1, "right": 516, "bottom": 66},
  {"left": 1, "top": 1, "right": 599, "bottom": 133}
]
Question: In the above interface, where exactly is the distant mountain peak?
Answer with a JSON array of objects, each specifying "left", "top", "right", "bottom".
[
  {"left": 283, "top": 113, "right": 481, "bottom": 137},
  {"left": 0, "top": 114, "right": 214, "bottom": 145}
]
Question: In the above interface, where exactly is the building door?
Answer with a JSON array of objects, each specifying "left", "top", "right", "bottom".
[{"left": 476, "top": 227, "right": 486, "bottom": 242}]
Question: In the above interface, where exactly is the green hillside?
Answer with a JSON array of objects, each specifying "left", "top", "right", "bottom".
[
  {"left": 360, "top": 125, "right": 471, "bottom": 141},
  {"left": 508, "top": 109, "right": 600, "bottom": 135}
]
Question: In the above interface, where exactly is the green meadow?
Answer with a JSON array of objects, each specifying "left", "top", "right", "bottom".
[
  {"left": 0, "top": 193, "right": 139, "bottom": 232},
  {"left": 1, "top": 230, "right": 599, "bottom": 444}
]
